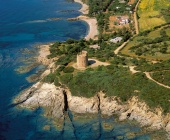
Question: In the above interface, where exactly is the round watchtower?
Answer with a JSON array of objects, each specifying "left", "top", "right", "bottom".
[{"left": 77, "top": 51, "right": 88, "bottom": 68}]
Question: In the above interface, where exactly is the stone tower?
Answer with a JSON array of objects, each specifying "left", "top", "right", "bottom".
[{"left": 77, "top": 51, "right": 88, "bottom": 68}]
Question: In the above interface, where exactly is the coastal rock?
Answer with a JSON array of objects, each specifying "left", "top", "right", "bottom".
[
  {"left": 67, "top": 17, "right": 79, "bottom": 21},
  {"left": 47, "top": 18, "right": 61, "bottom": 21},
  {"left": 166, "top": 122, "right": 170, "bottom": 132},
  {"left": 118, "top": 97, "right": 167, "bottom": 131},
  {"left": 164, "top": 114, "right": 170, "bottom": 132},
  {"left": 96, "top": 94, "right": 170, "bottom": 132},
  {"left": 15, "top": 85, "right": 170, "bottom": 133},
  {"left": 66, "top": 90, "right": 99, "bottom": 113},
  {"left": 99, "top": 92, "right": 127, "bottom": 116},
  {"left": 14, "top": 83, "right": 65, "bottom": 119}
]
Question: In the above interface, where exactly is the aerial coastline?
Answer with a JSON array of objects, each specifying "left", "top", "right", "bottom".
[{"left": 14, "top": 0, "right": 170, "bottom": 139}]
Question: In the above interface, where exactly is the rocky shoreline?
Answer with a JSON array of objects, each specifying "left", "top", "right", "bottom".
[
  {"left": 14, "top": 81, "right": 170, "bottom": 137},
  {"left": 13, "top": 27, "right": 170, "bottom": 140},
  {"left": 12, "top": 0, "right": 170, "bottom": 139}
]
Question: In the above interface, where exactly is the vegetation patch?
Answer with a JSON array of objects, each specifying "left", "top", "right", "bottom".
[
  {"left": 63, "top": 66, "right": 74, "bottom": 73},
  {"left": 135, "top": 59, "right": 170, "bottom": 72},
  {"left": 151, "top": 71, "right": 170, "bottom": 86},
  {"left": 43, "top": 65, "right": 170, "bottom": 114},
  {"left": 138, "top": 0, "right": 170, "bottom": 31},
  {"left": 47, "top": 27, "right": 131, "bottom": 64},
  {"left": 121, "top": 26, "right": 170, "bottom": 60}
]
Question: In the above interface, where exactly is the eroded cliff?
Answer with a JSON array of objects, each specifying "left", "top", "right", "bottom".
[{"left": 14, "top": 82, "right": 170, "bottom": 136}]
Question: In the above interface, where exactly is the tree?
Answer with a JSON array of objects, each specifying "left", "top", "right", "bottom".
[
  {"left": 63, "top": 66, "right": 75, "bottom": 73},
  {"left": 160, "top": 47, "right": 167, "bottom": 54},
  {"left": 135, "top": 48, "right": 143, "bottom": 56}
]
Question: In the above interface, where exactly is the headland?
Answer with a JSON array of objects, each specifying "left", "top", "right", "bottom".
[{"left": 14, "top": 0, "right": 170, "bottom": 139}]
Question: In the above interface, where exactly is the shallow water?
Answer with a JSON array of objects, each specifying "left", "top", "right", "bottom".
[{"left": 0, "top": 0, "right": 162, "bottom": 139}]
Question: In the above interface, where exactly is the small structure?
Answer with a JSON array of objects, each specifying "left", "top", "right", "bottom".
[
  {"left": 119, "top": 0, "right": 126, "bottom": 3},
  {"left": 126, "top": 7, "right": 131, "bottom": 11},
  {"left": 116, "top": 16, "right": 129, "bottom": 25},
  {"left": 89, "top": 44, "right": 100, "bottom": 50},
  {"left": 77, "top": 51, "right": 88, "bottom": 68},
  {"left": 110, "top": 37, "right": 122, "bottom": 43}
]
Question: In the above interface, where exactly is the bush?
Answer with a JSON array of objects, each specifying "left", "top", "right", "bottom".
[
  {"left": 43, "top": 73, "right": 56, "bottom": 83},
  {"left": 66, "top": 38, "right": 76, "bottom": 44},
  {"left": 86, "top": 67, "right": 94, "bottom": 71},
  {"left": 60, "top": 73, "right": 73, "bottom": 84},
  {"left": 54, "top": 77, "right": 61, "bottom": 86},
  {"left": 63, "top": 66, "right": 74, "bottom": 73},
  {"left": 57, "top": 65, "right": 65, "bottom": 72},
  {"left": 99, "top": 58, "right": 106, "bottom": 62},
  {"left": 55, "top": 56, "right": 71, "bottom": 66}
]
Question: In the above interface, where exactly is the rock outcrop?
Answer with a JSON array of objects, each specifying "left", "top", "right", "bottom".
[
  {"left": 14, "top": 83, "right": 65, "bottom": 119},
  {"left": 99, "top": 92, "right": 126, "bottom": 116},
  {"left": 66, "top": 90, "right": 99, "bottom": 114},
  {"left": 14, "top": 83, "right": 170, "bottom": 135}
]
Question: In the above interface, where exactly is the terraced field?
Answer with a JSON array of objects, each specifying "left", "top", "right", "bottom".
[{"left": 138, "top": 0, "right": 170, "bottom": 32}]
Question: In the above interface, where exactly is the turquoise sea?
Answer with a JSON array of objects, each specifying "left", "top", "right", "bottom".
[{"left": 0, "top": 0, "right": 159, "bottom": 139}]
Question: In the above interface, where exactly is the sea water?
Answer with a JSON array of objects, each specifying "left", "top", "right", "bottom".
[{"left": 0, "top": 0, "right": 156, "bottom": 139}]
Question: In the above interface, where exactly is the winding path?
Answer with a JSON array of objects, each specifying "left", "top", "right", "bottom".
[
  {"left": 144, "top": 72, "right": 170, "bottom": 89},
  {"left": 128, "top": 66, "right": 170, "bottom": 89},
  {"left": 129, "top": 66, "right": 140, "bottom": 74}
]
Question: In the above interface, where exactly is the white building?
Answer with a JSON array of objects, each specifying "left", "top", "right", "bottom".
[
  {"left": 110, "top": 37, "right": 123, "bottom": 43},
  {"left": 89, "top": 44, "right": 100, "bottom": 49}
]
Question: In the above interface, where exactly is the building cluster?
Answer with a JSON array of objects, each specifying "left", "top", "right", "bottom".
[{"left": 116, "top": 16, "right": 129, "bottom": 25}]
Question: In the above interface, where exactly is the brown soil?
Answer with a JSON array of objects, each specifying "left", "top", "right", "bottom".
[{"left": 128, "top": 0, "right": 135, "bottom": 5}]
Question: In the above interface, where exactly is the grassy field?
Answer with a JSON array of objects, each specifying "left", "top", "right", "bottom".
[
  {"left": 121, "top": 26, "right": 170, "bottom": 60},
  {"left": 138, "top": 0, "right": 170, "bottom": 32}
]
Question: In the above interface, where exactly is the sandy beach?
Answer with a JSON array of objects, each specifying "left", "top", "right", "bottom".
[
  {"left": 74, "top": 0, "right": 88, "bottom": 15},
  {"left": 79, "top": 16, "right": 98, "bottom": 40},
  {"left": 74, "top": 0, "right": 98, "bottom": 40},
  {"left": 37, "top": 0, "right": 98, "bottom": 65}
]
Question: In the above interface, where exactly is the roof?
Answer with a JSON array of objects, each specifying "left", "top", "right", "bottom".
[
  {"left": 110, "top": 37, "right": 123, "bottom": 43},
  {"left": 89, "top": 44, "right": 100, "bottom": 49}
]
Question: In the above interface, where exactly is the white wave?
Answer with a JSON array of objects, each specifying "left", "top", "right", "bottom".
[{"left": 21, "top": 20, "right": 47, "bottom": 24}]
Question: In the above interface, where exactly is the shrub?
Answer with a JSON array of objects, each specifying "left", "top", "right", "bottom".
[
  {"left": 99, "top": 58, "right": 106, "bottom": 62},
  {"left": 66, "top": 38, "right": 76, "bottom": 44},
  {"left": 63, "top": 66, "right": 74, "bottom": 73},
  {"left": 43, "top": 73, "right": 56, "bottom": 83},
  {"left": 54, "top": 77, "right": 61, "bottom": 86},
  {"left": 57, "top": 65, "right": 65, "bottom": 72},
  {"left": 60, "top": 73, "right": 73, "bottom": 84},
  {"left": 55, "top": 56, "right": 71, "bottom": 66}
]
